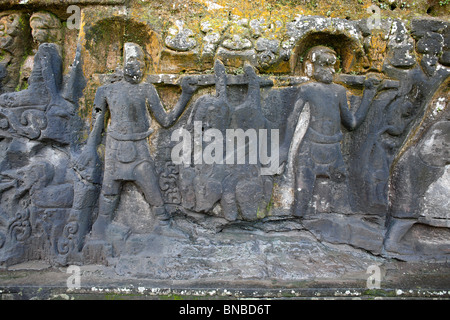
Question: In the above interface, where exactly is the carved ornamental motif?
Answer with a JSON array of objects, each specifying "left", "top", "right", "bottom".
[{"left": 0, "top": 2, "right": 448, "bottom": 278}]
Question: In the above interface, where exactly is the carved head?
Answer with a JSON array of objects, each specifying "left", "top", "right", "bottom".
[
  {"left": 0, "top": 13, "right": 21, "bottom": 50},
  {"left": 30, "top": 11, "right": 63, "bottom": 45},
  {"left": 304, "top": 46, "right": 337, "bottom": 84},
  {"left": 123, "top": 43, "right": 145, "bottom": 84}
]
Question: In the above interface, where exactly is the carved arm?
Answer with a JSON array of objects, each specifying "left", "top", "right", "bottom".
[{"left": 147, "top": 77, "right": 198, "bottom": 128}]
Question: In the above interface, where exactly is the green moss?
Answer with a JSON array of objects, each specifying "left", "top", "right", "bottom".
[
  {"left": 256, "top": 206, "right": 265, "bottom": 219},
  {"left": 362, "top": 289, "right": 397, "bottom": 297},
  {"left": 103, "top": 293, "right": 141, "bottom": 300}
]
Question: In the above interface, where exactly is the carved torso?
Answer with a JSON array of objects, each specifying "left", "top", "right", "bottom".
[
  {"left": 100, "top": 81, "right": 154, "bottom": 140},
  {"left": 301, "top": 82, "right": 345, "bottom": 139}
]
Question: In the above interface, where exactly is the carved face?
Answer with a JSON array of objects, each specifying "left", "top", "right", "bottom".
[
  {"left": 30, "top": 13, "right": 62, "bottom": 44},
  {"left": 123, "top": 44, "right": 145, "bottom": 84},
  {"left": 312, "top": 51, "right": 336, "bottom": 84},
  {"left": 0, "top": 14, "right": 20, "bottom": 50},
  {"left": 30, "top": 19, "right": 51, "bottom": 44}
]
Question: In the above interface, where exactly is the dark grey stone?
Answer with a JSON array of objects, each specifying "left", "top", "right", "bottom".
[{"left": 0, "top": 14, "right": 449, "bottom": 277}]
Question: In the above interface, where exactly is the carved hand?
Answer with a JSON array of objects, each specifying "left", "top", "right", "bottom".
[
  {"left": 363, "top": 75, "right": 382, "bottom": 91},
  {"left": 243, "top": 62, "right": 257, "bottom": 79},
  {"left": 74, "top": 147, "right": 99, "bottom": 172},
  {"left": 180, "top": 76, "right": 199, "bottom": 95}
]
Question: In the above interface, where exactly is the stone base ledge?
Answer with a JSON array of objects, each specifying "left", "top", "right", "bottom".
[
  {"left": 1, "top": 285, "right": 449, "bottom": 300},
  {"left": 1, "top": 260, "right": 449, "bottom": 300}
]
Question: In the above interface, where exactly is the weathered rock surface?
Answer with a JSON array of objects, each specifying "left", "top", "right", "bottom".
[{"left": 0, "top": 0, "right": 448, "bottom": 283}]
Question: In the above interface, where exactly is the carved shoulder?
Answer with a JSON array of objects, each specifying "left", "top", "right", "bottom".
[
  {"left": 295, "top": 82, "right": 312, "bottom": 101},
  {"left": 333, "top": 83, "right": 348, "bottom": 101},
  {"left": 93, "top": 85, "right": 110, "bottom": 110}
]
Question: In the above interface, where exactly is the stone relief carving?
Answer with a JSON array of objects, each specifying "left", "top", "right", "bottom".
[
  {"left": 0, "top": 12, "right": 29, "bottom": 94},
  {"left": 182, "top": 60, "right": 274, "bottom": 221},
  {"left": 281, "top": 46, "right": 381, "bottom": 217},
  {"left": 20, "top": 11, "right": 64, "bottom": 90},
  {"left": 0, "top": 4, "right": 448, "bottom": 277},
  {"left": 165, "top": 20, "right": 197, "bottom": 52},
  {"left": 75, "top": 43, "right": 197, "bottom": 240}
]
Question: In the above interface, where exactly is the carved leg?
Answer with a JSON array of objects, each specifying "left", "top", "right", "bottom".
[
  {"left": 133, "top": 162, "right": 188, "bottom": 238},
  {"left": 293, "top": 166, "right": 316, "bottom": 217},
  {"left": 221, "top": 173, "right": 239, "bottom": 221},
  {"left": 132, "top": 161, "right": 168, "bottom": 221},
  {"left": 91, "top": 190, "right": 120, "bottom": 239}
]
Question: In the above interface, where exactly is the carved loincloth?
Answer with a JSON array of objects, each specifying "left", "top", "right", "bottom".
[
  {"left": 295, "top": 127, "right": 347, "bottom": 179},
  {"left": 103, "top": 131, "right": 154, "bottom": 182}
]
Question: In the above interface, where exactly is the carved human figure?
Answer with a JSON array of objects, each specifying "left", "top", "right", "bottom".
[
  {"left": 0, "top": 42, "right": 72, "bottom": 142},
  {"left": 20, "top": 11, "right": 63, "bottom": 89},
  {"left": 77, "top": 43, "right": 197, "bottom": 238},
  {"left": 0, "top": 12, "right": 28, "bottom": 93},
  {"left": 187, "top": 60, "right": 273, "bottom": 221},
  {"left": 281, "top": 46, "right": 380, "bottom": 217},
  {"left": 0, "top": 13, "right": 21, "bottom": 53},
  {"left": 0, "top": 13, "right": 66, "bottom": 113},
  {"left": 0, "top": 11, "right": 79, "bottom": 144},
  {"left": 224, "top": 62, "right": 274, "bottom": 221},
  {"left": 186, "top": 60, "right": 230, "bottom": 213}
]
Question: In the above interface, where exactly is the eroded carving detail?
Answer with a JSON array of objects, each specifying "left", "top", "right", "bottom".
[
  {"left": 0, "top": 7, "right": 447, "bottom": 274},
  {"left": 76, "top": 43, "right": 197, "bottom": 240}
]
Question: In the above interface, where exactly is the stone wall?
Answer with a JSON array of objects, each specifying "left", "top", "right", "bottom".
[{"left": 0, "top": 0, "right": 448, "bottom": 279}]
